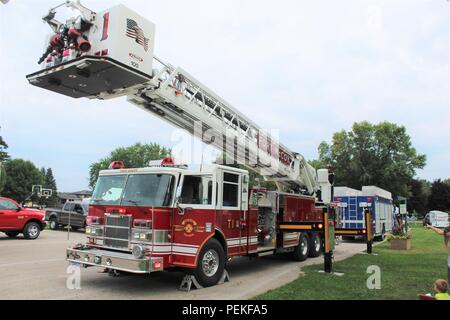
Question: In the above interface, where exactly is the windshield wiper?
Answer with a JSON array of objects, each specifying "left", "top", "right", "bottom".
[{"left": 124, "top": 200, "right": 141, "bottom": 207}]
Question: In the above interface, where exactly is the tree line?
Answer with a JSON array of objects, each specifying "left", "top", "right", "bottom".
[
  {"left": 310, "top": 121, "right": 448, "bottom": 217},
  {"left": 0, "top": 136, "right": 59, "bottom": 206}
]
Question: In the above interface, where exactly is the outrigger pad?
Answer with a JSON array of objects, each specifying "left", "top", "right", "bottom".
[
  {"left": 179, "top": 270, "right": 231, "bottom": 292},
  {"left": 26, "top": 56, "right": 152, "bottom": 99}
]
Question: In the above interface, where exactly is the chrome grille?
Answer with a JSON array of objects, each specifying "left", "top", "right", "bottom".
[{"left": 104, "top": 214, "right": 131, "bottom": 249}]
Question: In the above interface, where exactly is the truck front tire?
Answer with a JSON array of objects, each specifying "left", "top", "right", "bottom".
[
  {"left": 23, "top": 222, "right": 41, "bottom": 240},
  {"left": 292, "top": 233, "right": 309, "bottom": 261},
  {"left": 49, "top": 217, "right": 59, "bottom": 230},
  {"left": 193, "top": 238, "right": 226, "bottom": 287}
]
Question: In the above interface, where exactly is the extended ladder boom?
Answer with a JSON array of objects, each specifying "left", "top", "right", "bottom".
[{"left": 126, "top": 57, "right": 321, "bottom": 195}]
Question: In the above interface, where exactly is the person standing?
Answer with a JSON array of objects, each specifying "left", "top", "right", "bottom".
[{"left": 426, "top": 225, "right": 450, "bottom": 284}]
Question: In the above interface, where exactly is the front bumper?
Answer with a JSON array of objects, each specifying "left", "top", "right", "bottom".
[{"left": 66, "top": 246, "right": 163, "bottom": 274}]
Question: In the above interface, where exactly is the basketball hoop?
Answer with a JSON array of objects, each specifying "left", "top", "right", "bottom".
[
  {"left": 32, "top": 185, "right": 43, "bottom": 197},
  {"left": 42, "top": 189, "right": 53, "bottom": 199}
]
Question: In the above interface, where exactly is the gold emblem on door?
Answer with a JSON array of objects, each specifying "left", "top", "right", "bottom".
[{"left": 174, "top": 219, "right": 205, "bottom": 237}]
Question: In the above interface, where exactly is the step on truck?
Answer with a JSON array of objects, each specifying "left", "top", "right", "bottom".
[{"left": 25, "top": 1, "right": 360, "bottom": 288}]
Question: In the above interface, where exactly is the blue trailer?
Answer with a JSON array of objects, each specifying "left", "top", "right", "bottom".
[{"left": 334, "top": 186, "right": 394, "bottom": 240}]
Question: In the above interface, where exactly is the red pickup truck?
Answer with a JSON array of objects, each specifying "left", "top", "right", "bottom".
[{"left": 0, "top": 197, "right": 46, "bottom": 239}]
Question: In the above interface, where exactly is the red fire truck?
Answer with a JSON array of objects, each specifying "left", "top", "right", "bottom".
[{"left": 26, "top": 1, "right": 345, "bottom": 288}]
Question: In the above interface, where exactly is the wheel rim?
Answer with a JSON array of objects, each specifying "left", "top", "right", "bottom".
[
  {"left": 301, "top": 238, "right": 308, "bottom": 255},
  {"left": 29, "top": 225, "right": 39, "bottom": 237},
  {"left": 50, "top": 221, "right": 56, "bottom": 229},
  {"left": 314, "top": 237, "right": 321, "bottom": 252},
  {"left": 202, "top": 249, "right": 219, "bottom": 277}
]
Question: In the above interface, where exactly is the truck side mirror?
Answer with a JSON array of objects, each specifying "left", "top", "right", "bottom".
[{"left": 16, "top": 206, "right": 22, "bottom": 212}]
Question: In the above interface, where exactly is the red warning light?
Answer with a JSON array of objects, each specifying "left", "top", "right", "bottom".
[
  {"left": 109, "top": 161, "right": 125, "bottom": 169},
  {"left": 161, "top": 157, "right": 175, "bottom": 166}
]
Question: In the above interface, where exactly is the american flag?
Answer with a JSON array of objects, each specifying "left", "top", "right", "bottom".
[{"left": 126, "top": 19, "right": 149, "bottom": 52}]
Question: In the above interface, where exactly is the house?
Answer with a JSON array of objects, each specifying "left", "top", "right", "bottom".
[{"left": 57, "top": 190, "right": 92, "bottom": 207}]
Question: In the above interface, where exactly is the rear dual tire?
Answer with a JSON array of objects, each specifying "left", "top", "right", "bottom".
[
  {"left": 292, "top": 233, "right": 309, "bottom": 261},
  {"left": 308, "top": 233, "right": 322, "bottom": 258}
]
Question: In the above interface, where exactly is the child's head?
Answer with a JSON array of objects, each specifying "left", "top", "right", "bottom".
[{"left": 434, "top": 279, "right": 449, "bottom": 294}]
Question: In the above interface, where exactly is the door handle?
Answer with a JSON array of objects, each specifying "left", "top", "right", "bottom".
[{"left": 178, "top": 207, "right": 193, "bottom": 216}]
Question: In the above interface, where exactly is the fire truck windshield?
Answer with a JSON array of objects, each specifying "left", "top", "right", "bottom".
[{"left": 91, "top": 174, "right": 175, "bottom": 207}]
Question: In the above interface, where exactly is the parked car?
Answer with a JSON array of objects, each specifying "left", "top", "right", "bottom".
[
  {"left": 46, "top": 199, "right": 90, "bottom": 231},
  {"left": 0, "top": 197, "right": 46, "bottom": 239},
  {"left": 423, "top": 211, "right": 449, "bottom": 228}
]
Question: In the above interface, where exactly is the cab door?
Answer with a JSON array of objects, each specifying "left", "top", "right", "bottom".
[
  {"left": 72, "top": 203, "right": 85, "bottom": 228},
  {"left": 60, "top": 202, "right": 73, "bottom": 225},
  {"left": 172, "top": 173, "right": 216, "bottom": 265},
  {"left": 217, "top": 170, "right": 245, "bottom": 255},
  {"left": 0, "top": 199, "right": 21, "bottom": 229}
]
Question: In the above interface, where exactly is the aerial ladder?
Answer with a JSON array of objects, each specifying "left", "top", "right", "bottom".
[{"left": 26, "top": 1, "right": 374, "bottom": 274}]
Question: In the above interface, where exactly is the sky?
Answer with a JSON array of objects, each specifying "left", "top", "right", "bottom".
[{"left": 0, "top": 0, "right": 450, "bottom": 192}]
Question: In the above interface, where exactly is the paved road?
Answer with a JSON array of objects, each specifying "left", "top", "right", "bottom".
[{"left": 0, "top": 230, "right": 368, "bottom": 300}]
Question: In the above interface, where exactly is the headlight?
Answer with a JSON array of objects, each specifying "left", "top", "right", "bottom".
[
  {"left": 132, "top": 230, "right": 152, "bottom": 242},
  {"left": 132, "top": 244, "right": 145, "bottom": 259},
  {"left": 86, "top": 227, "right": 103, "bottom": 236}
]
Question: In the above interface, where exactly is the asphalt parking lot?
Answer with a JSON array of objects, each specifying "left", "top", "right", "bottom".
[{"left": 0, "top": 230, "right": 368, "bottom": 300}]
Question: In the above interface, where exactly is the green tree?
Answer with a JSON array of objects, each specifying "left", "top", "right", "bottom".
[
  {"left": 0, "top": 135, "right": 9, "bottom": 162},
  {"left": 316, "top": 121, "right": 426, "bottom": 199},
  {"left": 38, "top": 168, "right": 59, "bottom": 207},
  {"left": 246, "top": 167, "right": 277, "bottom": 191},
  {"left": 0, "top": 135, "right": 9, "bottom": 193},
  {"left": 427, "top": 179, "right": 450, "bottom": 212},
  {"left": 407, "top": 179, "right": 430, "bottom": 217},
  {"left": 0, "top": 163, "right": 6, "bottom": 194},
  {"left": 89, "top": 143, "right": 171, "bottom": 189},
  {"left": 2, "top": 159, "right": 45, "bottom": 203}
]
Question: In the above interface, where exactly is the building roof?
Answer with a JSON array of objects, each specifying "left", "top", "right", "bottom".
[
  {"left": 72, "top": 190, "right": 92, "bottom": 196},
  {"left": 57, "top": 193, "right": 81, "bottom": 200}
]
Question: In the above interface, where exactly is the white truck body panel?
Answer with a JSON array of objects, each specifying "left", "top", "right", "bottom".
[
  {"left": 362, "top": 186, "right": 393, "bottom": 200},
  {"left": 88, "top": 4, "right": 156, "bottom": 75},
  {"left": 334, "top": 187, "right": 362, "bottom": 197},
  {"left": 428, "top": 211, "right": 449, "bottom": 228}
]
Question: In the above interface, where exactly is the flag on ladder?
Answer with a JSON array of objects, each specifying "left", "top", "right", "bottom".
[{"left": 126, "top": 18, "right": 149, "bottom": 52}]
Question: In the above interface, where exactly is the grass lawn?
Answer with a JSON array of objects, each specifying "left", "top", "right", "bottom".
[{"left": 256, "top": 227, "right": 449, "bottom": 300}]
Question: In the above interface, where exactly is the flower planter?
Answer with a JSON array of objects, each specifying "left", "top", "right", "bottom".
[{"left": 389, "top": 238, "right": 412, "bottom": 250}]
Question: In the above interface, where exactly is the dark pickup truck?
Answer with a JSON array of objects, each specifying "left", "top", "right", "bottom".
[{"left": 46, "top": 200, "right": 89, "bottom": 231}]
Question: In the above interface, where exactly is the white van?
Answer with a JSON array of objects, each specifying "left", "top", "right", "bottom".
[{"left": 424, "top": 211, "right": 449, "bottom": 228}]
